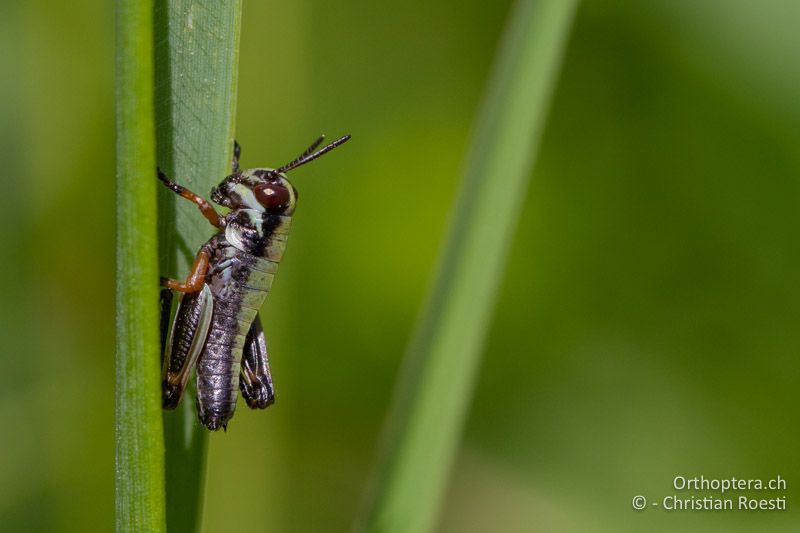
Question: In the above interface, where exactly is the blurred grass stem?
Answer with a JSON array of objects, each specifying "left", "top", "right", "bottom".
[
  {"left": 357, "top": 1, "right": 578, "bottom": 531},
  {"left": 115, "top": 0, "right": 166, "bottom": 531}
]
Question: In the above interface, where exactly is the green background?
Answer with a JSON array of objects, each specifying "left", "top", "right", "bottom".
[{"left": 2, "top": 0, "right": 799, "bottom": 531}]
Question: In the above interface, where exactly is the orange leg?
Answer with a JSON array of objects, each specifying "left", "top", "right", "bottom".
[
  {"left": 158, "top": 169, "right": 222, "bottom": 228},
  {"left": 161, "top": 249, "right": 210, "bottom": 293}
]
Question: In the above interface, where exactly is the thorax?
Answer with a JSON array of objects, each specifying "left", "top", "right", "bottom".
[{"left": 222, "top": 208, "right": 292, "bottom": 259}]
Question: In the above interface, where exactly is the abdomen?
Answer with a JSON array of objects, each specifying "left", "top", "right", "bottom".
[{"left": 196, "top": 243, "right": 280, "bottom": 430}]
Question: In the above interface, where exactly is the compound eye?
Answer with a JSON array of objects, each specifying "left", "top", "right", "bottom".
[{"left": 253, "top": 182, "right": 290, "bottom": 210}]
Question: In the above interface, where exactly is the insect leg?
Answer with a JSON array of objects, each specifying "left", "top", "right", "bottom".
[
  {"left": 157, "top": 168, "right": 223, "bottom": 228},
  {"left": 162, "top": 285, "right": 214, "bottom": 409},
  {"left": 232, "top": 140, "right": 241, "bottom": 173},
  {"left": 160, "top": 288, "right": 173, "bottom": 364},
  {"left": 239, "top": 313, "right": 275, "bottom": 409},
  {"left": 160, "top": 249, "right": 210, "bottom": 293}
]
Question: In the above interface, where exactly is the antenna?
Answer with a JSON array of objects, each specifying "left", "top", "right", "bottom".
[{"left": 277, "top": 134, "right": 351, "bottom": 173}]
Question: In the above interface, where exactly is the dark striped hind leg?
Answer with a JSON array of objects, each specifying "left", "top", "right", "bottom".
[
  {"left": 239, "top": 313, "right": 275, "bottom": 409},
  {"left": 161, "top": 286, "right": 214, "bottom": 409},
  {"left": 160, "top": 289, "right": 174, "bottom": 366}
]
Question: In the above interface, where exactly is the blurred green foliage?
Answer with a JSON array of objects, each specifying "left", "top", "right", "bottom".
[{"left": 2, "top": 1, "right": 800, "bottom": 531}]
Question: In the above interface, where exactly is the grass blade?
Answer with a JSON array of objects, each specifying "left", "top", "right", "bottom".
[
  {"left": 153, "top": 1, "right": 243, "bottom": 532},
  {"left": 115, "top": 0, "right": 166, "bottom": 531},
  {"left": 357, "top": 1, "right": 579, "bottom": 532}
]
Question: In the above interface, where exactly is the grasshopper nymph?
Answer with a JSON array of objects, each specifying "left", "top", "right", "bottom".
[{"left": 159, "top": 135, "right": 350, "bottom": 431}]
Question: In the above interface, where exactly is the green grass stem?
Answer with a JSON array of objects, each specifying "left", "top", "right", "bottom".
[
  {"left": 115, "top": 0, "right": 166, "bottom": 531},
  {"left": 356, "top": 1, "right": 579, "bottom": 532}
]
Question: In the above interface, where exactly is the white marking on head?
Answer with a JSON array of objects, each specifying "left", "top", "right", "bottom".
[{"left": 231, "top": 183, "right": 263, "bottom": 211}]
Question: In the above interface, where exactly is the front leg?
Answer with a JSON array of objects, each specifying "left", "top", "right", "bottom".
[
  {"left": 157, "top": 169, "right": 223, "bottom": 228},
  {"left": 160, "top": 249, "right": 210, "bottom": 293}
]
